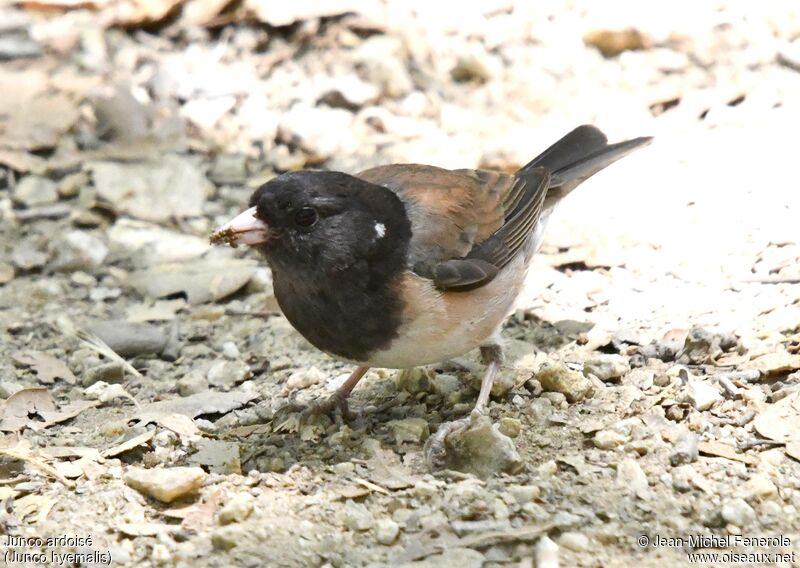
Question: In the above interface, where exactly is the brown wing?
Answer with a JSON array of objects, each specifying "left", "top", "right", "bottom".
[{"left": 357, "top": 164, "right": 550, "bottom": 291}]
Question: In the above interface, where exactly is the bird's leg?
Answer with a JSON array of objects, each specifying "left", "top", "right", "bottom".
[
  {"left": 300, "top": 366, "right": 369, "bottom": 424},
  {"left": 426, "top": 343, "right": 503, "bottom": 469}
]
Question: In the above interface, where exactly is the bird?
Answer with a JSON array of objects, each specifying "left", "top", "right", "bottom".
[{"left": 210, "top": 125, "right": 651, "bottom": 466}]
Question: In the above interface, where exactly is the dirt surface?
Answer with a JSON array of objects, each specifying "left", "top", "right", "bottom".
[{"left": 1, "top": 1, "right": 800, "bottom": 567}]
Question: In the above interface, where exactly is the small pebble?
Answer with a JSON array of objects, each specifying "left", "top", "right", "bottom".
[
  {"left": 87, "top": 320, "right": 168, "bottom": 357},
  {"left": 13, "top": 175, "right": 58, "bottom": 207},
  {"left": 431, "top": 373, "right": 460, "bottom": 396},
  {"left": 387, "top": 418, "right": 429, "bottom": 444},
  {"left": 218, "top": 493, "right": 254, "bottom": 525},
  {"left": 538, "top": 363, "right": 594, "bottom": 402},
  {"left": 498, "top": 417, "right": 521, "bottom": 438},
  {"left": 720, "top": 498, "right": 756, "bottom": 528},
  {"left": 50, "top": 231, "right": 108, "bottom": 272},
  {"left": 373, "top": 518, "right": 400, "bottom": 545},
  {"left": 583, "top": 354, "right": 630, "bottom": 382},
  {"left": 284, "top": 366, "right": 324, "bottom": 391},
  {"left": 594, "top": 429, "right": 628, "bottom": 449},
  {"left": 343, "top": 500, "right": 374, "bottom": 531},
  {"left": 683, "top": 380, "right": 723, "bottom": 410},
  {"left": 332, "top": 462, "right": 355, "bottom": 476},
  {"left": 742, "top": 474, "right": 778, "bottom": 500},
  {"left": 211, "top": 525, "right": 245, "bottom": 550},
  {"left": 394, "top": 367, "right": 433, "bottom": 394},
  {"left": 508, "top": 485, "right": 541, "bottom": 504},
  {"left": 221, "top": 341, "right": 240, "bottom": 360},
  {"left": 529, "top": 398, "right": 553, "bottom": 423},
  {"left": 57, "top": 171, "right": 88, "bottom": 198},
  {"left": 559, "top": 531, "right": 590, "bottom": 552},
  {"left": 670, "top": 431, "right": 699, "bottom": 466},
  {"left": 535, "top": 535, "right": 560, "bottom": 568},
  {"left": 207, "top": 360, "right": 252, "bottom": 390},
  {"left": 124, "top": 466, "right": 206, "bottom": 503},
  {"left": 178, "top": 371, "right": 208, "bottom": 396},
  {"left": 616, "top": 458, "right": 650, "bottom": 498},
  {"left": 83, "top": 362, "right": 125, "bottom": 386},
  {"left": 0, "top": 263, "right": 14, "bottom": 284}
]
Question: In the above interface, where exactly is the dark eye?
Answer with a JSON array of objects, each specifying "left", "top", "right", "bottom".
[{"left": 294, "top": 206, "right": 318, "bottom": 227}]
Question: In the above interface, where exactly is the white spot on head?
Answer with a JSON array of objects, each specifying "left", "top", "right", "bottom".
[{"left": 374, "top": 222, "right": 386, "bottom": 238}]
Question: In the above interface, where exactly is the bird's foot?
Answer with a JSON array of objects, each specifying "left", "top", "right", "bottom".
[
  {"left": 275, "top": 392, "right": 354, "bottom": 429},
  {"left": 303, "top": 391, "right": 354, "bottom": 425},
  {"left": 425, "top": 408, "right": 483, "bottom": 470}
]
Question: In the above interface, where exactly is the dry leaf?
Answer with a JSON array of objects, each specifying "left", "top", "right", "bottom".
[
  {"left": 365, "top": 448, "right": 414, "bottom": 490},
  {"left": 11, "top": 351, "right": 76, "bottom": 385},
  {"left": 1, "top": 388, "right": 99, "bottom": 432},
  {"left": 40, "top": 400, "right": 99, "bottom": 428},
  {"left": 335, "top": 484, "right": 372, "bottom": 500},
  {"left": 156, "top": 413, "right": 200, "bottom": 442},
  {"left": 754, "top": 392, "right": 800, "bottom": 443},
  {"left": 125, "top": 299, "right": 186, "bottom": 322},
  {"left": 452, "top": 523, "right": 556, "bottom": 550},
  {"left": 12, "top": 494, "right": 57, "bottom": 524},
  {"left": 101, "top": 430, "right": 155, "bottom": 458},
  {"left": 227, "top": 424, "right": 271, "bottom": 437},
  {"left": 697, "top": 441, "right": 758, "bottom": 465},
  {"left": 85, "top": 382, "right": 139, "bottom": 407},
  {"left": 53, "top": 460, "right": 84, "bottom": 479},
  {"left": 40, "top": 446, "right": 102, "bottom": 460},
  {"left": 76, "top": 457, "right": 106, "bottom": 480},
  {"left": 0, "top": 69, "right": 79, "bottom": 151},
  {"left": 747, "top": 351, "right": 800, "bottom": 376},
  {"left": 187, "top": 439, "right": 240, "bottom": 474},
  {"left": 0, "top": 388, "right": 56, "bottom": 432},
  {"left": 0, "top": 443, "right": 74, "bottom": 487},
  {"left": 162, "top": 487, "right": 225, "bottom": 532},
  {"left": 352, "top": 477, "right": 390, "bottom": 495},
  {"left": 136, "top": 390, "right": 258, "bottom": 424}
]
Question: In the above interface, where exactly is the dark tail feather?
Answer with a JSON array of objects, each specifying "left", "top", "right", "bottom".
[{"left": 517, "top": 125, "right": 652, "bottom": 208}]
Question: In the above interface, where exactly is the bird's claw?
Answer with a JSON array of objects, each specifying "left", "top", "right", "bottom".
[
  {"left": 425, "top": 408, "right": 484, "bottom": 470},
  {"left": 302, "top": 392, "right": 354, "bottom": 425},
  {"left": 275, "top": 392, "right": 354, "bottom": 428}
]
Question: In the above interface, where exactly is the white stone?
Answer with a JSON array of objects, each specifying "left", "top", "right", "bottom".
[
  {"left": 343, "top": 500, "right": 374, "bottom": 531},
  {"left": 374, "top": 518, "right": 400, "bottom": 545},
  {"left": 594, "top": 428, "right": 628, "bottom": 449},
  {"left": 559, "top": 531, "right": 590, "bottom": 551},
  {"left": 742, "top": 474, "right": 778, "bottom": 500},
  {"left": 535, "top": 535, "right": 560, "bottom": 568},
  {"left": 218, "top": 493, "right": 254, "bottom": 525},
  {"left": 683, "top": 380, "right": 722, "bottom": 411},
  {"left": 221, "top": 341, "right": 240, "bottom": 360},
  {"left": 721, "top": 498, "right": 756, "bottom": 528},
  {"left": 284, "top": 366, "right": 325, "bottom": 391},
  {"left": 124, "top": 466, "right": 206, "bottom": 503}
]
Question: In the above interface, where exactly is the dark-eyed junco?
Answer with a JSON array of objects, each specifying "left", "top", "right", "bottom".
[{"left": 211, "top": 125, "right": 650, "bottom": 465}]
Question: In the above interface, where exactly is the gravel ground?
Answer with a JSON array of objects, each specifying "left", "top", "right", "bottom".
[{"left": 1, "top": 1, "right": 800, "bottom": 567}]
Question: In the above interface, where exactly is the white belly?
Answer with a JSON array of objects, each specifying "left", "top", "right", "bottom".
[{"left": 360, "top": 251, "right": 530, "bottom": 368}]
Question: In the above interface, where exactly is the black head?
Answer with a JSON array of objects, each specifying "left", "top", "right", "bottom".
[{"left": 247, "top": 171, "right": 411, "bottom": 275}]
